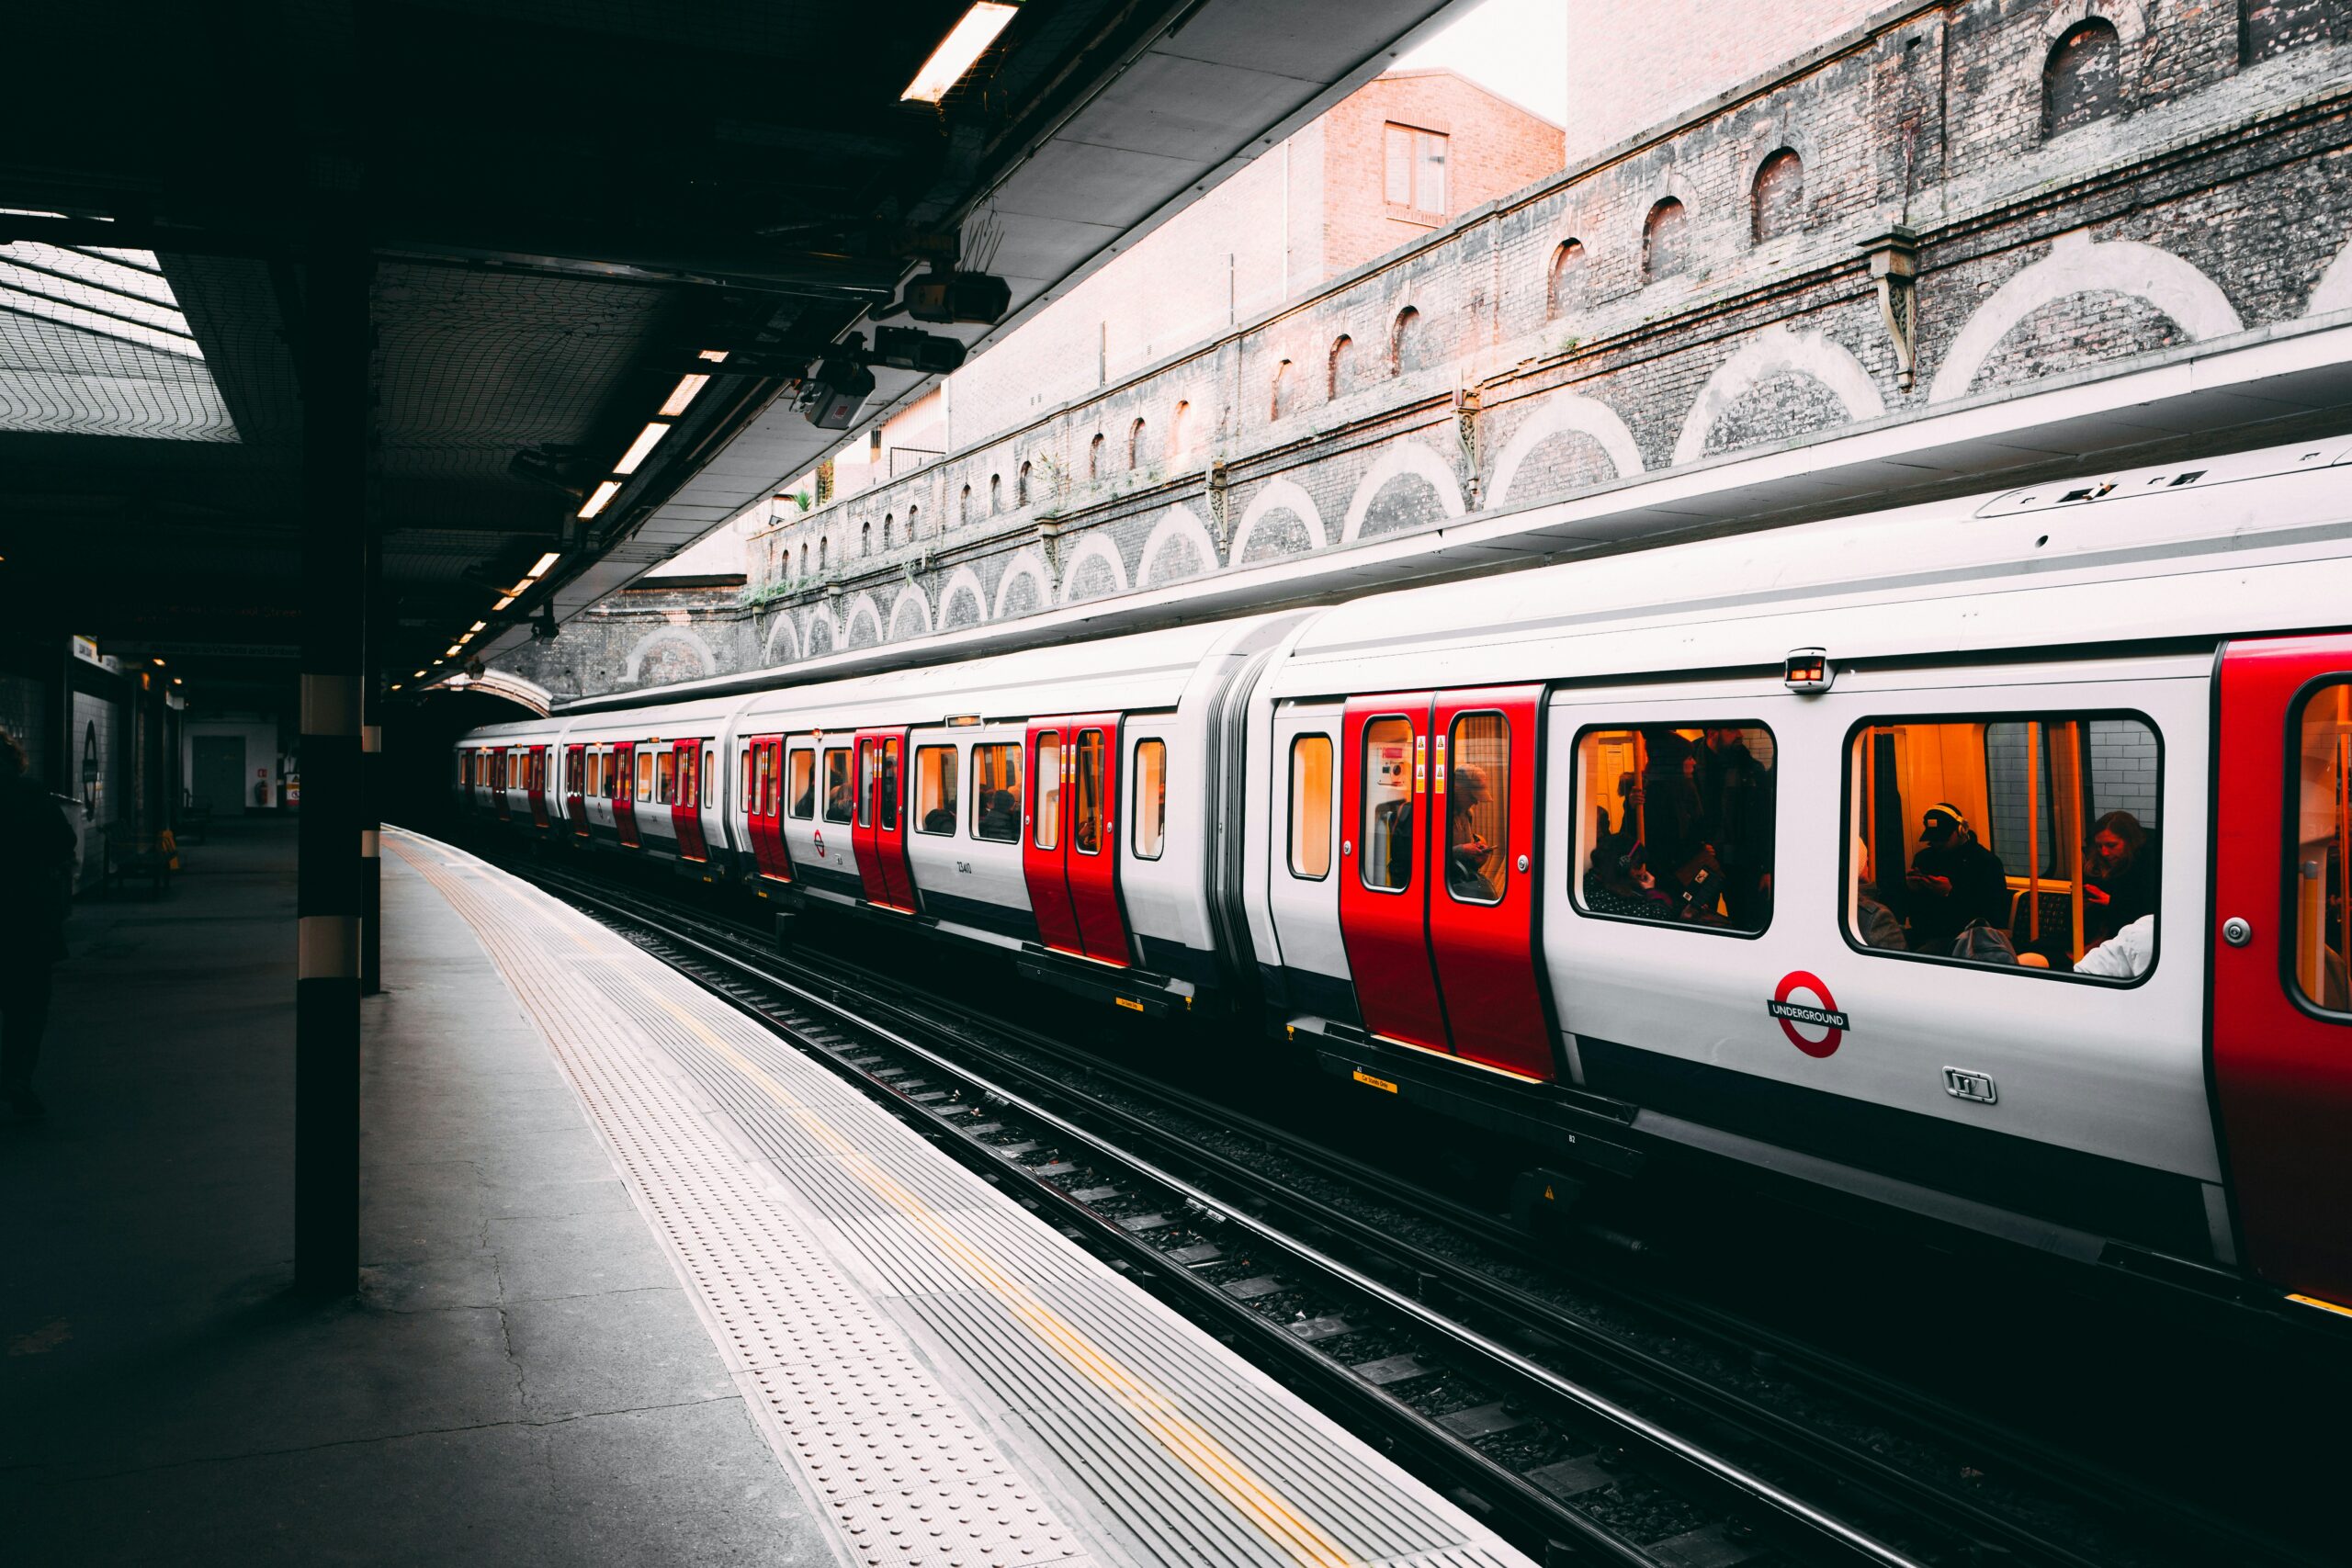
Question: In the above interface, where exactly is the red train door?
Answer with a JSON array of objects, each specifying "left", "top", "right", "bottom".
[
  {"left": 492, "top": 747, "right": 511, "bottom": 821},
  {"left": 527, "top": 745, "right": 550, "bottom": 829},
  {"left": 614, "top": 741, "right": 640, "bottom": 848},
  {"left": 745, "top": 738, "right": 792, "bottom": 881},
  {"left": 853, "top": 730, "right": 915, "bottom": 911},
  {"left": 565, "top": 745, "right": 589, "bottom": 836},
  {"left": 1065, "top": 718, "right": 1129, "bottom": 964},
  {"left": 1426, "top": 687, "right": 1552, "bottom": 1079},
  {"left": 1023, "top": 722, "right": 1085, "bottom": 954},
  {"left": 2213, "top": 634, "right": 2352, "bottom": 1307},
  {"left": 673, "top": 739, "right": 708, "bottom": 862},
  {"left": 1338, "top": 695, "right": 1446, "bottom": 1050}
]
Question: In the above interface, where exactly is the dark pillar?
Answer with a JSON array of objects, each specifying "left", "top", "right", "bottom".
[
  {"left": 295, "top": 233, "right": 371, "bottom": 1297},
  {"left": 139, "top": 668, "right": 167, "bottom": 840},
  {"left": 359, "top": 523, "right": 383, "bottom": 997}
]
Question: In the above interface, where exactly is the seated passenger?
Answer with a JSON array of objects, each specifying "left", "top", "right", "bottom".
[
  {"left": 826, "top": 778, "right": 853, "bottom": 819},
  {"left": 1374, "top": 795, "right": 1414, "bottom": 889},
  {"left": 1583, "top": 837, "right": 1669, "bottom": 919},
  {"left": 976, "top": 789, "right": 1019, "bottom": 840},
  {"left": 792, "top": 774, "right": 814, "bottom": 816},
  {"left": 1853, "top": 836, "right": 1906, "bottom": 952},
  {"left": 922, "top": 806, "right": 956, "bottom": 834},
  {"left": 1905, "top": 804, "right": 2008, "bottom": 953},
  {"left": 1445, "top": 762, "right": 1499, "bottom": 900},
  {"left": 2075, "top": 913, "right": 2154, "bottom": 978},
  {"left": 2085, "top": 810, "right": 2158, "bottom": 942}
]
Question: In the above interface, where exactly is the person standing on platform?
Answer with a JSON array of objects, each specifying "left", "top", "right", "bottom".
[{"left": 0, "top": 728, "right": 74, "bottom": 1122}]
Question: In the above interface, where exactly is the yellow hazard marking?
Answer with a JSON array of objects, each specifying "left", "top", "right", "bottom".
[
  {"left": 390, "top": 835, "right": 1358, "bottom": 1568},
  {"left": 2289, "top": 1292, "right": 2352, "bottom": 1319},
  {"left": 1114, "top": 995, "right": 1144, "bottom": 1012},
  {"left": 1542, "top": 1185, "right": 1556, "bottom": 1203},
  {"left": 1351, "top": 1070, "right": 1399, "bottom": 1094}
]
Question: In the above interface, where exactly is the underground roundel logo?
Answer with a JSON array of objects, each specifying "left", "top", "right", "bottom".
[
  {"left": 1769, "top": 971, "right": 1848, "bottom": 1058},
  {"left": 811, "top": 828, "right": 825, "bottom": 858}
]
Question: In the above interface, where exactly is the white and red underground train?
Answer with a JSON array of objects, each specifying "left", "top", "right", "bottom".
[{"left": 458, "top": 437, "right": 2352, "bottom": 1319}]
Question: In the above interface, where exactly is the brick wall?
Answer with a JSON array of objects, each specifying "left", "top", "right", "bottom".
[{"left": 1317, "top": 71, "right": 1566, "bottom": 275}]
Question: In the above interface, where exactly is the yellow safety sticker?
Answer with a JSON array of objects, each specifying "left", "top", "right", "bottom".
[
  {"left": 1114, "top": 995, "right": 1144, "bottom": 1012},
  {"left": 1351, "top": 1069, "right": 1399, "bottom": 1094},
  {"left": 2288, "top": 1292, "right": 2352, "bottom": 1319}
]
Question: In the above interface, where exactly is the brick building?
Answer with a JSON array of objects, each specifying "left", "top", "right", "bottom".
[{"left": 496, "top": 0, "right": 2352, "bottom": 703}]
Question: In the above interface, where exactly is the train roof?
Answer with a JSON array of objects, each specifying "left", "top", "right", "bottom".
[{"left": 1267, "top": 436, "right": 2352, "bottom": 698}]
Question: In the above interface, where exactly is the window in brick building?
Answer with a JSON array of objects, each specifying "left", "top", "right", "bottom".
[
  {"left": 1017, "top": 460, "right": 1032, "bottom": 503},
  {"left": 820, "top": 536, "right": 829, "bottom": 572},
  {"left": 907, "top": 503, "right": 919, "bottom": 539},
  {"left": 1546, "top": 241, "right": 1584, "bottom": 320},
  {"left": 2245, "top": 0, "right": 2338, "bottom": 61},
  {"left": 960, "top": 483, "right": 971, "bottom": 524},
  {"left": 799, "top": 542, "right": 808, "bottom": 578},
  {"left": 989, "top": 472, "right": 1001, "bottom": 512},
  {"left": 1271, "top": 359, "right": 1292, "bottom": 420},
  {"left": 1170, "top": 400, "right": 1189, "bottom": 457},
  {"left": 1643, "top": 199, "right": 1688, "bottom": 283},
  {"left": 1751, "top": 151, "right": 1804, "bottom": 245},
  {"left": 1090, "top": 433, "right": 1105, "bottom": 479},
  {"left": 1390, "top": 307, "right": 1425, "bottom": 375},
  {"left": 883, "top": 513, "right": 894, "bottom": 549},
  {"left": 861, "top": 522, "right": 872, "bottom": 556},
  {"left": 2043, "top": 19, "right": 2122, "bottom": 139},
  {"left": 1328, "top": 334, "right": 1353, "bottom": 398},
  {"left": 1128, "top": 416, "right": 1147, "bottom": 469},
  {"left": 1384, "top": 123, "right": 1449, "bottom": 217}
]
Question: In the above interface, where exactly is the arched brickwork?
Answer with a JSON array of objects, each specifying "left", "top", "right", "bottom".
[
  {"left": 1340, "top": 441, "right": 1466, "bottom": 543},
  {"left": 1229, "top": 478, "right": 1328, "bottom": 564},
  {"left": 992, "top": 551, "right": 1049, "bottom": 620},
  {"left": 1488, "top": 394, "right": 1644, "bottom": 504},
  {"left": 887, "top": 586, "right": 933, "bottom": 642},
  {"left": 1057, "top": 534, "right": 1130, "bottom": 604},
  {"left": 762, "top": 614, "right": 800, "bottom": 666},
  {"left": 623, "top": 626, "right": 718, "bottom": 684},
  {"left": 842, "top": 595, "right": 884, "bottom": 649},
  {"left": 1136, "top": 506, "right": 1219, "bottom": 589},
  {"left": 1673, "top": 325, "right": 1883, "bottom": 464},
  {"left": 937, "top": 567, "right": 989, "bottom": 631}
]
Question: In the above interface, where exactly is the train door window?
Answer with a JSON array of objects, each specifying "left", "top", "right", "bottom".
[
  {"left": 822, "top": 748, "right": 853, "bottom": 822},
  {"left": 1132, "top": 739, "right": 1166, "bottom": 860},
  {"left": 877, "top": 740, "right": 899, "bottom": 831},
  {"left": 1444, "top": 713, "right": 1509, "bottom": 905},
  {"left": 915, "top": 745, "right": 959, "bottom": 834},
  {"left": 1845, "top": 713, "right": 2159, "bottom": 978},
  {"left": 2291, "top": 682, "right": 2351, "bottom": 1012},
  {"left": 1290, "top": 736, "right": 1333, "bottom": 878},
  {"left": 787, "top": 747, "right": 815, "bottom": 818},
  {"left": 753, "top": 746, "right": 772, "bottom": 818},
  {"left": 701, "top": 749, "right": 718, "bottom": 810},
  {"left": 1035, "top": 732, "right": 1062, "bottom": 850},
  {"left": 656, "top": 750, "right": 675, "bottom": 805},
  {"left": 628, "top": 749, "right": 646, "bottom": 802},
  {"left": 742, "top": 747, "right": 756, "bottom": 811},
  {"left": 972, "top": 743, "right": 1022, "bottom": 841},
  {"left": 1572, "top": 723, "right": 1776, "bottom": 932},
  {"left": 677, "top": 748, "right": 697, "bottom": 810},
  {"left": 1361, "top": 716, "right": 1415, "bottom": 893},
  {"left": 1072, "top": 730, "right": 1104, "bottom": 854}
]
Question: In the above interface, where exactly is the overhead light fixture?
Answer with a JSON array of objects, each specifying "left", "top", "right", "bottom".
[
  {"left": 697, "top": 348, "right": 729, "bottom": 363},
  {"left": 527, "top": 550, "right": 562, "bottom": 578},
  {"left": 579, "top": 479, "right": 622, "bottom": 519},
  {"left": 171, "top": 677, "right": 183, "bottom": 686},
  {"left": 413, "top": 669, "right": 428, "bottom": 679},
  {"left": 613, "top": 421, "right": 671, "bottom": 475},
  {"left": 493, "top": 594, "right": 515, "bottom": 610},
  {"left": 469, "top": 620, "right": 487, "bottom": 633},
  {"left": 902, "top": 2, "right": 1018, "bottom": 103},
  {"left": 152, "top": 657, "right": 165, "bottom": 666},
  {"left": 444, "top": 644, "right": 462, "bottom": 658},
  {"left": 390, "top": 682, "right": 401, "bottom": 692},
  {"left": 659, "top": 374, "right": 708, "bottom": 417}
]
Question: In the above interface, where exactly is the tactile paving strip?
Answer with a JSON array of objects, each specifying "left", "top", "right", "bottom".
[{"left": 389, "top": 833, "right": 1530, "bottom": 1568}]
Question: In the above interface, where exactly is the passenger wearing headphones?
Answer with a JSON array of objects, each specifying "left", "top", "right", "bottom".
[{"left": 1905, "top": 803, "right": 2008, "bottom": 953}]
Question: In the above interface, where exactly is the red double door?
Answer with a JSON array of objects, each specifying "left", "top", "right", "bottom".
[
  {"left": 613, "top": 741, "right": 640, "bottom": 848},
  {"left": 490, "top": 747, "right": 510, "bottom": 820},
  {"left": 853, "top": 729, "right": 918, "bottom": 912},
  {"left": 2213, "top": 634, "right": 2352, "bottom": 1306},
  {"left": 742, "top": 737, "right": 792, "bottom": 882},
  {"left": 1336, "top": 687, "right": 1553, "bottom": 1080},
  {"left": 1022, "top": 715, "right": 1131, "bottom": 965},
  {"left": 565, "top": 744, "right": 589, "bottom": 836},
  {"left": 526, "top": 745, "right": 550, "bottom": 829},
  {"left": 671, "top": 739, "right": 707, "bottom": 862}
]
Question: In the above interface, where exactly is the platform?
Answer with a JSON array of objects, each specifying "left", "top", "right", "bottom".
[{"left": 1, "top": 819, "right": 1531, "bottom": 1568}]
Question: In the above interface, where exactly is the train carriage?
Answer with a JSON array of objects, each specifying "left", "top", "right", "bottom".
[{"left": 455, "top": 435, "right": 2352, "bottom": 1317}]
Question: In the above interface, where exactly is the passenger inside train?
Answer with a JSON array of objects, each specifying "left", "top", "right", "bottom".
[
  {"left": 1573, "top": 724, "right": 1773, "bottom": 932},
  {"left": 918, "top": 745, "right": 958, "bottom": 834},
  {"left": 2294, "top": 682, "right": 2351, "bottom": 1010}
]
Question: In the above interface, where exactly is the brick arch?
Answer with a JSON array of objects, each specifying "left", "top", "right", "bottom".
[
  {"left": 1673, "top": 323, "right": 1883, "bottom": 465},
  {"left": 2042, "top": 0, "right": 2148, "bottom": 48},
  {"left": 762, "top": 613, "right": 800, "bottom": 665},
  {"left": 842, "top": 594, "right": 885, "bottom": 649},
  {"left": 2305, "top": 233, "right": 2352, "bottom": 316},
  {"left": 1340, "top": 440, "right": 1466, "bottom": 544},
  {"left": 1487, "top": 394, "right": 1644, "bottom": 505},
  {"left": 992, "top": 549, "right": 1050, "bottom": 620},
  {"left": 622, "top": 626, "right": 718, "bottom": 683},
  {"left": 1056, "top": 533, "right": 1131, "bottom": 604},
  {"left": 1136, "top": 505, "right": 1219, "bottom": 588},
  {"left": 1928, "top": 232, "right": 2242, "bottom": 403},
  {"left": 937, "top": 566, "right": 989, "bottom": 629},
  {"left": 1229, "top": 478, "right": 1328, "bottom": 562},
  {"left": 886, "top": 585, "right": 933, "bottom": 642},
  {"left": 801, "top": 606, "right": 842, "bottom": 660}
]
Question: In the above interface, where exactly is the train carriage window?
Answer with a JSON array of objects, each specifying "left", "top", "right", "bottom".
[
  {"left": 1444, "top": 713, "right": 1509, "bottom": 905},
  {"left": 702, "top": 749, "right": 718, "bottom": 810},
  {"left": 822, "top": 749, "right": 853, "bottom": 823},
  {"left": 788, "top": 748, "right": 815, "bottom": 818},
  {"left": 1361, "top": 716, "right": 1416, "bottom": 893},
  {"left": 915, "top": 746, "right": 959, "bottom": 835},
  {"left": 743, "top": 747, "right": 757, "bottom": 814},
  {"left": 972, "top": 743, "right": 1022, "bottom": 841},
  {"left": 1572, "top": 723, "right": 1776, "bottom": 933},
  {"left": 2291, "top": 683, "right": 2351, "bottom": 1013},
  {"left": 1289, "top": 735, "right": 1333, "bottom": 879},
  {"left": 1845, "top": 713, "right": 2160, "bottom": 978},
  {"left": 655, "top": 750, "right": 675, "bottom": 805},
  {"left": 1073, "top": 730, "right": 1105, "bottom": 854},
  {"left": 1035, "top": 733, "right": 1062, "bottom": 851},
  {"left": 636, "top": 750, "right": 653, "bottom": 803},
  {"left": 1132, "top": 739, "right": 1166, "bottom": 860}
]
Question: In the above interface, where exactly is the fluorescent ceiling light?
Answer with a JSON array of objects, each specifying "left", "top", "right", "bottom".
[
  {"left": 578, "top": 480, "right": 622, "bottom": 519},
  {"left": 613, "top": 421, "right": 671, "bottom": 475},
  {"left": 901, "top": 3, "right": 1017, "bottom": 103},
  {"left": 527, "top": 550, "right": 562, "bottom": 577},
  {"left": 468, "top": 621, "right": 486, "bottom": 633},
  {"left": 697, "top": 348, "right": 729, "bottom": 363},
  {"left": 493, "top": 595, "right": 514, "bottom": 611},
  {"left": 659, "top": 374, "right": 708, "bottom": 417},
  {"left": 444, "top": 644, "right": 462, "bottom": 658},
  {"left": 413, "top": 669, "right": 428, "bottom": 678}
]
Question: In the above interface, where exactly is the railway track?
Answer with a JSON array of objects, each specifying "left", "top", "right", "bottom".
[{"left": 505, "top": 855, "right": 2318, "bottom": 1568}]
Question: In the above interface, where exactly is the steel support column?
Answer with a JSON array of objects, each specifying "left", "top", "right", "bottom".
[
  {"left": 359, "top": 523, "right": 383, "bottom": 998},
  {"left": 295, "top": 235, "right": 371, "bottom": 1297}
]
